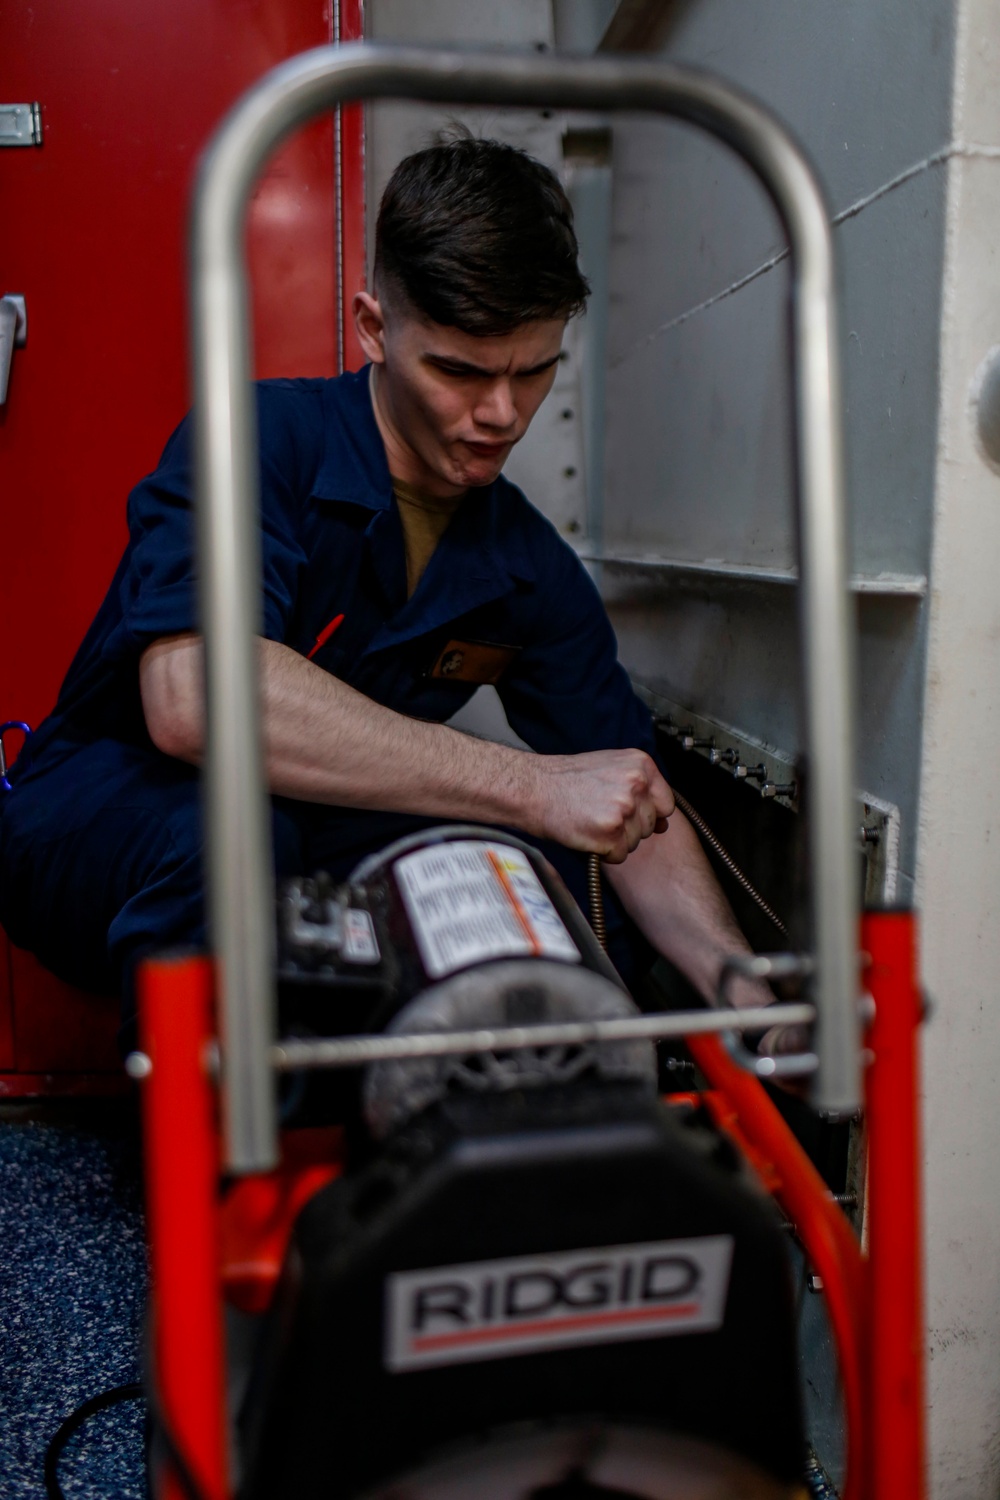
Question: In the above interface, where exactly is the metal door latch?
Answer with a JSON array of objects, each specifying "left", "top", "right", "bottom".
[{"left": 0, "top": 295, "right": 27, "bottom": 404}]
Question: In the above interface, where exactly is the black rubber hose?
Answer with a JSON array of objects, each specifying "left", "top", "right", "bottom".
[{"left": 44, "top": 1384, "right": 144, "bottom": 1500}]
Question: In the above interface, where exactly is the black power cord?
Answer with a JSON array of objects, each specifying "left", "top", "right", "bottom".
[
  {"left": 44, "top": 1380, "right": 208, "bottom": 1500},
  {"left": 44, "top": 1383, "right": 142, "bottom": 1500}
]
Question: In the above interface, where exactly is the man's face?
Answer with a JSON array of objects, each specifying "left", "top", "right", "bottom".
[{"left": 355, "top": 290, "right": 565, "bottom": 496}]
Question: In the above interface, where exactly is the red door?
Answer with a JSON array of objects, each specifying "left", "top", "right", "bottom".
[{"left": 1, "top": 0, "right": 364, "bottom": 1090}]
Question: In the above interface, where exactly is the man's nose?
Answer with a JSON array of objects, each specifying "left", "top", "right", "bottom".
[{"left": 474, "top": 380, "right": 517, "bottom": 431}]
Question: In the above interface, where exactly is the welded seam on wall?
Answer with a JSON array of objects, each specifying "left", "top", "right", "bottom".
[{"left": 610, "top": 142, "right": 1000, "bottom": 369}]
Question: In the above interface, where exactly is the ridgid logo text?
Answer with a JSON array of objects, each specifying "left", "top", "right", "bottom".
[{"left": 385, "top": 1236, "right": 733, "bottom": 1371}]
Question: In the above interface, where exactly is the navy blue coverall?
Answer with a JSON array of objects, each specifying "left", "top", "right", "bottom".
[{"left": 0, "top": 368, "right": 661, "bottom": 1012}]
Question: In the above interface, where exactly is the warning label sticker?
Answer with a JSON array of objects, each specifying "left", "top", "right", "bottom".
[
  {"left": 385, "top": 1236, "right": 734, "bottom": 1371},
  {"left": 393, "top": 840, "right": 580, "bottom": 979}
]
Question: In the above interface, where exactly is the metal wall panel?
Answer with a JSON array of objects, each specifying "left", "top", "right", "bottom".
[
  {"left": 600, "top": 0, "right": 956, "bottom": 894},
  {"left": 605, "top": 148, "right": 947, "bottom": 577}
]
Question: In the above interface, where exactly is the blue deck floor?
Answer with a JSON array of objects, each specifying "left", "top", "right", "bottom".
[{"left": 0, "top": 1107, "right": 147, "bottom": 1499}]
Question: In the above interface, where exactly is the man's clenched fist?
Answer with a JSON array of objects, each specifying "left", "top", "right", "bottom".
[{"left": 529, "top": 748, "right": 674, "bottom": 863}]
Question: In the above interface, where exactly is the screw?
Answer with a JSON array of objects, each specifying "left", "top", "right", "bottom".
[{"left": 733, "top": 762, "right": 767, "bottom": 781}]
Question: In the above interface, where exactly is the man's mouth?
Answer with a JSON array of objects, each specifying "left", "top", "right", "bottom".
[{"left": 463, "top": 439, "right": 510, "bottom": 459}]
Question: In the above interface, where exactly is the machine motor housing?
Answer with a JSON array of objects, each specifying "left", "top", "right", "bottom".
[{"left": 240, "top": 829, "right": 806, "bottom": 1497}]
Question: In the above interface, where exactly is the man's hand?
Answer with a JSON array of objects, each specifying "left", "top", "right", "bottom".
[
  {"left": 528, "top": 749, "right": 674, "bottom": 863},
  {"left": 756, "top": 1021, "right": 812, "bottom": 1058}
]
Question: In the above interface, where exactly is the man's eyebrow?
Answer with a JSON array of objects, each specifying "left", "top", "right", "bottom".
[{"left": 423, "top": 352, "right": 562, "bottom": 378}]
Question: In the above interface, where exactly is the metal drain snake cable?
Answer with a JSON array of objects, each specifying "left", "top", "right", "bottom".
[
  {"left": 672, "top": 789, "right": 789, "bottom": 940},
  {"left": 587, "top": 852, "right": 608, "bottom": 950},
  {"left": 586, "top": 793, "right": 789, "bottom": 950}
]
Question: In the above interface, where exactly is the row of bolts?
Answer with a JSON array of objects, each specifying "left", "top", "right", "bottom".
[
  {"left": 656, "top": 718, "right": 797, "bottom": 800},
  {"left": 654, "top": 717, "right": 882, "bottom": 850}
]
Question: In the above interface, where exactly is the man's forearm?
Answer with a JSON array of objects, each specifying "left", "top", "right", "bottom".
[
  {"left": 605, "top": 812, "right": 769, "bottom": 1008},
  {"left": 139, "top": 633, "right": 674, "bottom": 861},
  {"left": 258, "top": 637, "right": 538, "bottom": 823},
  {"left": 143, "top": 633, "right": 537, "bottom": 819}
]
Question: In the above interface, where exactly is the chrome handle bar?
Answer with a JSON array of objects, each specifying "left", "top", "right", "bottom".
[{"left": 190, "top": 43, "right": 858, "bottom": 1171}]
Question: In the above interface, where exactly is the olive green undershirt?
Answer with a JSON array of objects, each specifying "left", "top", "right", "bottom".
[{"left": 391, "top": 476, "right": 467, "bottom": 598}]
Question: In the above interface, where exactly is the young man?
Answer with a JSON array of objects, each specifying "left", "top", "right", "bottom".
[{"left": 0, "top": 137, "right": 767, "bottom": 1023}]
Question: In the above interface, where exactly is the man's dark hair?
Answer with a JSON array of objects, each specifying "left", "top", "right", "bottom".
[{"left": 374, "top": 136, "right": 590, "bottom": 335}]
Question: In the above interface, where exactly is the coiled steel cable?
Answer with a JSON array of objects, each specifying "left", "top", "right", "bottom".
[
  {"left": 585, "top": 794, "right": 789, "bottom": 949},
  {"left": 672, "top": 789, "right": 789, "bottom": 940},
  {"left": 587, "top": 852, "right": 607, "bottom": 950}
]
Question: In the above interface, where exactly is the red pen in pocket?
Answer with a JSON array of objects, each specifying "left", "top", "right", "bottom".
[{"left": 307, "top": 613, "right": 345, "bottom": 661}]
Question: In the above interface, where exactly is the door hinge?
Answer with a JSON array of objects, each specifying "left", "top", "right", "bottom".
[{"left": 0, "top": 104, "right": 43, "bottom": 147}]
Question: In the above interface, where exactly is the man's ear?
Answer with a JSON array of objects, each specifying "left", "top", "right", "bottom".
[{"left": 354, "top": 291, "right": 387, "bottom": 365}]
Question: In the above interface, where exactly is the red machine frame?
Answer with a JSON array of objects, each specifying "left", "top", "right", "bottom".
[{"left": 137, "top": 910, "right": 926, "bottom": 1500}]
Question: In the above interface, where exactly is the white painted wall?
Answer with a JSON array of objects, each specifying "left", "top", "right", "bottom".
[{"left": 918, "top": 1, "right": 1000, "bottom": 1492}]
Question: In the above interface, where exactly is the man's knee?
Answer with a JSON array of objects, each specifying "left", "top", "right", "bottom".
[{"left": 0, "top": 749, "right": 204, "bottom": 994}]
